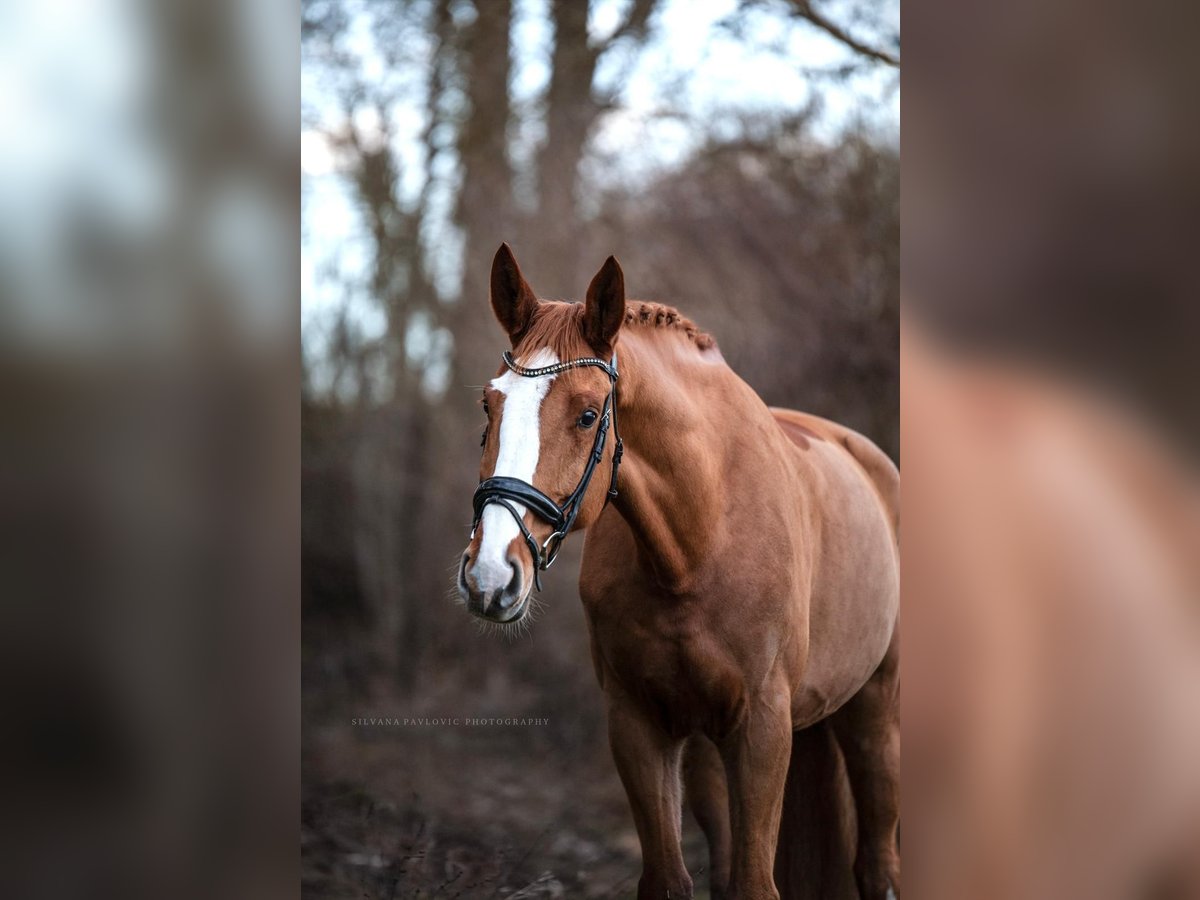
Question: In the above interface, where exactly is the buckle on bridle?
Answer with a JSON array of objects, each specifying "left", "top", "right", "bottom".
[{"left": 541, "top": 531, "right": 566, "bottom": 568}]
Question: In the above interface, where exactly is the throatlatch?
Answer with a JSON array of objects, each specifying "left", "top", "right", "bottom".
[{"left": 471, "top": 350, "right": 623, "bottom": 589}]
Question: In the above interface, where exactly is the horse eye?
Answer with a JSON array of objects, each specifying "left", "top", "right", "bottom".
[
  {"left": 577, "top": 409, "right": 598, "bottom": 429},
  {"left": 480, "top": 428, "right": 487, "bottom": 447}
]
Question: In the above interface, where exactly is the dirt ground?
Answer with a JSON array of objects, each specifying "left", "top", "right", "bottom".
[{"left": 302, "top": 700, "right": 714, "bottom": 899}]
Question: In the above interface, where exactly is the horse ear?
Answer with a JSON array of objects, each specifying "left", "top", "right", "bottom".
[
  {"left": 583, "top": 255, "right": 625, "bottom": 355},
  {"left": 490, "top": 243, "right": 538, "bottom": 345}
]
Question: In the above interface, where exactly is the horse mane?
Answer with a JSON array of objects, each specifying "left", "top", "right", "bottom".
[
  {"left": 623, "top": 301, "right": 716, "bottom": 352},
  {"left": 514, "top": 300, "right": 716, "bottom": 360}
]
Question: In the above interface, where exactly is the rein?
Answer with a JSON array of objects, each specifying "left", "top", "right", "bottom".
[{"left": 471, "top": 349, "right": 623, "bottom": 590}]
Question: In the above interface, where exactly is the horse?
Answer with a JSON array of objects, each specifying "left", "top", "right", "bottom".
[{"left": 457, "top": 243, "right": 900, "bottom": 900}]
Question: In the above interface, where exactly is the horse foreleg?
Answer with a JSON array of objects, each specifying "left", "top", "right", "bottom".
[
  {"left": 720, "top": 685, "right": 793, "bottom": 900},
  {"left": 830, "top": 627, "right": 901, "bottom": 899},
  {"left": 608, "top": 695, "right": 693, "bottom": 899},
  {"left": 684, "top": 733, "right": 731, "bottom": 898}
]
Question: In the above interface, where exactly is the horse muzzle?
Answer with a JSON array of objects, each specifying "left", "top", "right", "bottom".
[{"left": 458, "top": 549, "right": 530, "bottom": 622}]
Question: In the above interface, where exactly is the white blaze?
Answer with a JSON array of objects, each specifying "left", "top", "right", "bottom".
[{"left": 471, "top": 348, "right": 558, "bottom": 593}]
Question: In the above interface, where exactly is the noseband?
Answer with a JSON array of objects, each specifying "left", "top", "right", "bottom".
[{"left": 471, "top": 349, "right": 623, "bottom": 590}]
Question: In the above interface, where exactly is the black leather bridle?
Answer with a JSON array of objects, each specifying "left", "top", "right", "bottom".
[{"left": 471, "top": 349, "right": 623, "bottom": 590}]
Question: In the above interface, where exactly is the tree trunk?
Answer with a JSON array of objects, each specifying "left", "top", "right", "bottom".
[
  {"left": 452, "top": 0, "right": 516, "bottom": 386},
  {"left": 534, "top": 0, "right": 600, "bottom": 294}
]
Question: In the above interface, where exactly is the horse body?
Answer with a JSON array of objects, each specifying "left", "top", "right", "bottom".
[
  {"left": 579, "top": 325, "right": 897, "bottom": 736},
  {"left": 577, "top": 325, "right": 899, "bottom": 900},
  {"left": 460, "top": 245, "right": 899, "bottom": 900}
]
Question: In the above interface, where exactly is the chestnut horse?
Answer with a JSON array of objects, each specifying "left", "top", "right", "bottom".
[{"left": 458, "top": 244, "right": 900, "bottom": 900}]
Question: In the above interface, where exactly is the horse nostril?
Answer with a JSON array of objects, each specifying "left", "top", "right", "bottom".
[{"left": 506, "top": 557, "right": 522, "bottom": 594}]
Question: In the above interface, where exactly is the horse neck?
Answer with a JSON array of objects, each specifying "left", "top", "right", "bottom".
[{"left": 611, "top": 329, "right": 775, "bottom": 590}]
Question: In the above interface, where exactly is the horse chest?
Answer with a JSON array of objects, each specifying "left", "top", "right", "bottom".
[{"left": 584, "top": 598, "right": 749, "bottom": 734}]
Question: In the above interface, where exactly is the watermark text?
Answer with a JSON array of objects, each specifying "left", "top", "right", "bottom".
[{"left": 350, "top": 716, "right": 550, "bottom": 727}]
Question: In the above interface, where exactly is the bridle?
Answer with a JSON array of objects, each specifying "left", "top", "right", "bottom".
[{"left": 471, "top": 349, "right": 623, "bottom": 590}]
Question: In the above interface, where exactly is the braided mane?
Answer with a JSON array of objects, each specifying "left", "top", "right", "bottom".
[{"left": 622, "top": 301, "right": 716, "bottom": 351}]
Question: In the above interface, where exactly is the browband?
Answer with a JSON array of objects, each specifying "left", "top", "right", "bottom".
[
  {"left": 471, "top": 349, "right": 623, "bottom": 589},
  {"left": 501, "top": 350, "right": 618, "bottom": 380}
]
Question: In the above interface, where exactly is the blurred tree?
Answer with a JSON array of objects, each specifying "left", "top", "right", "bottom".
[
  {"left": 533, "top": 0, "right": 660, "bottom": 292},
  {"left": 451, "top": 0, "right": 516, "bottom": 390}
]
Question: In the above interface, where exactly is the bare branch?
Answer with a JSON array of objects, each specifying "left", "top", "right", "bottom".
[
  {"left": 788, "top": 0, "right": 899, "bottom": 68},
  {"left": 594, "top": 0, "right": 659, "bottom": 54}
]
